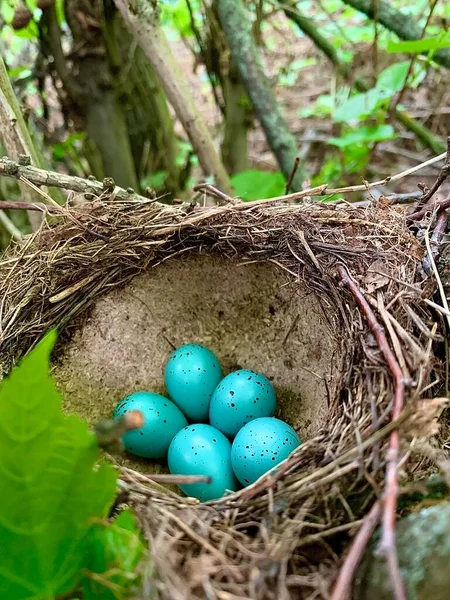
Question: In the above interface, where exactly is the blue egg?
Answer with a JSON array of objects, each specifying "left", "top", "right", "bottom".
[
  {"left": 209, "top": 370, "right": 276, "bottom": 438},
  {"left": 113, "top": 392, "right": 188, "bottom": 459},
  {"left": 168, "top": 424, "right": 239, "bottom": 501},
  {"left": 164, "top": 344, "right": 222, "bottom": 422},
  {"left": 231, "top": 417, "right": 300, "bottom": 486}
]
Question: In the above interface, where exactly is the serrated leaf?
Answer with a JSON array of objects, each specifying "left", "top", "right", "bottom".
[
  {"left": 231, "top": 170, "right": 286, "bottom": 201},
  {"left": 82, "top": 510, "right": 145, "bottom": 600},
  {"left": 387, "top": 35, "right": 450, "bottom": 54},
  {"left": 0, "top": 332, "right": 118, "bottom": 600}
]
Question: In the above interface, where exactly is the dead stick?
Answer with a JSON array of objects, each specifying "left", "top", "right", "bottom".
[
  {"left": 423, "top": 211, "right": 449, "bottom": 273},
  {"left": 330, "top": 501, "right": 382, "bottom": 600},
  {"left": 285, "top": 157, "right": 300, "bottom": 194},
  {"left": 419, "top": 136, "right": 450, "bottom": 204},
  {"left": 94, "top": 410, "right": 144, "bottom": 448},
  {"left": 406, "top": 194, "right": 450, "bottom": 223},
  {"left": 338, "top": 265, "right": 407, "bottom": 600},
  {"left": 120, "top": 472, "right": 212, "bottom": 485},
  {"left": 0, "top": 199, "right": 64, "bottom": 214},
  {"left": 0, "top": 157, "right": 153, "bottom": 204}
]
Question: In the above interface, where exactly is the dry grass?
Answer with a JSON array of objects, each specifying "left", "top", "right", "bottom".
[{"left": 0, "top": 196, "right": 444, "bottom": 599}]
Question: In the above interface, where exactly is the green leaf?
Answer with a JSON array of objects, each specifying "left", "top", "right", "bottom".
[
  {"left": 231, "top": 170, "right": 285, "bottom": 201},
  {"left": 387, "top": 35, "right": 450, "bottom": 54},
  {"left": 333, "top": 88, "right": 389, "bottom": 123},
  {"left": 0, "top": 332, "right": 117, "bottom": 599},
  {"left": 82, "top": 510, "right": 145, "bottom": 600},
  {"left": 298, "top": 94, "right": 334, "bottom": 118},
  {"left": 376, "top": 60, "right": 426, "bottom": 92},
  {"left": 329, "top": 125, "right": 396, "bottom": 147}
]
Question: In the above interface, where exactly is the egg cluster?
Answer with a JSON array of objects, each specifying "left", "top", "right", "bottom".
[{"left": 113, "top": 344, "right": 301, "bottom": 501}]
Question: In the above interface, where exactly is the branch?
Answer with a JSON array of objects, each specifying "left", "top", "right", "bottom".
[
  {"left": 331, "top": 501, "right": 382, "bottom": 600},
  {"left": 0, "top": 157, "right": 156, "bottom": 204},
  {"left": 280, "top": 1, "right": 445, "bottom": 155},
  {"left": 113, "top": 0, "right": 233, "bottom": 195},
  {"left": 406, "top": 194, "right": 450, "bottom": 223},
  {"left": 214, "top": 0, "right": 304, "bottom": 191},
  {"left": 341, "top": 0, "right": 450, "bottom": 71},
  {"left": 94, "top": 410, "right": 144, "bottom": 448},
  {"left": 338, "top": 265, "right": 407, "bottom": 600}
]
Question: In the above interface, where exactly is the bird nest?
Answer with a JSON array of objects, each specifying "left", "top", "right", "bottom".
[{"left": 0, "top": 196, "right": 445, "bottom": 599}]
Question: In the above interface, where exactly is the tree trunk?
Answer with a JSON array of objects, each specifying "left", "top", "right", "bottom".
[
  {"left": 60, "top": 1, "right": 139, "bottom": 190},
  {"left": 114, "top": 0, "right": 233, "bottom": 195},
  {"left": 102, "top": 3, "right": 181, "bottom": 193},
  {"left": 341, "top": 0, "right": 450, "bottom": 71},
  {"left": 214, "top": 0, "right": 304, "bottom": 191}
]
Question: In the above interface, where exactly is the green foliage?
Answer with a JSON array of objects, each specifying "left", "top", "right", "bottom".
[
  {"left": 82, "top": 510, "right": 144, "bottom": 600},
  {"left": 231, "top": 169, "right": 285, "bottom": 200},
  {"left": 0, "top": 332, "right": 143, "bottom": 599},
  {"left": 328, "top": 124, "right": 396, "bottom": 148},
  {"left": 387, "top": 34, "right": 450, "bottom": 54}
]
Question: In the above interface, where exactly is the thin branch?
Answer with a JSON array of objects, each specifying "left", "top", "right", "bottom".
[
  {"left": 419, "top": 137, "right": 450, "bottom": 204},
  {"left": 406, "top": 194, "right": 450, "bottom": 223},
  {"left": 392, "top": 0, "right": 439, "bottom": 111},
  {"left": 285, "top": 157, "right": 300, "bottom": 194},
  {"left": 330, "top": 501, "right": 382, "bottom": 600},
  {"left": 423, "top": 211, "right": 449, "bottom": 274},
  {"left": 0, "top": 157, "right": 154, "bottom": 204},
  {"left": 337, "top": 265, "right": 407, "bottom": 600},
  {"left": 94, "top": 410, "right": 144, "bottom": 448}
]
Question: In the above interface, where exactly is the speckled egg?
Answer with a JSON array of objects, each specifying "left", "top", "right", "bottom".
[
  {"left": 164, "top": 344, "right": 222, "bottom": 422},
  {"left": 168, "top": 424, "right": 239, "bottom": 501},
  {"left": 113, "top": 392, "right": 188, "bottom": 459},
  {"left": 209, "top": 370, "right": 276, "bottom": 438},
  {"left": 231, "top": 417, "right": 300, "bottom": 486}
]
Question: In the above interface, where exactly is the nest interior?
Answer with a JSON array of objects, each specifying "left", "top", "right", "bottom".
[
  {"left": 0, "top": 197, "right": 442, "bottom": 599},
  {"left": 53, "top": 254, "right": 343, "bottom": 475}
]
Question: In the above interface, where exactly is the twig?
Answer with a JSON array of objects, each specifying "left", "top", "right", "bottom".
[
  {"left": 406, "top": 194, "right": 450, "bottom": 222},
  {"left": 337, "top": 265, "right": 407, "bottom": 600},
  {"left": 244, "top": 150, "right": 446, "bottom": 206},
  {"left": 285, "top": 157, "right": 300, "bottom": 194},
  {"left": 423, "top": 211, "right": 448, "bottom": 273},
  {"left": 193, "top": 182, "right": 238, "bottom": 205},
  {"left": 424, "top": 226, "right": 450, "bottom": 332},
  {"left": 330, "top": 501, "right": 382, "bottom": 600},
  {"left": 0, "top": 157, "right": 153, "bottom": 204},
  {"left": 392, "top": 0, "right": 439, "bottom": 111},
  {"left": 94, "top": 410, "right": 144, "bottom": 448},
  {"left": 0, "top": 199, "right": 64, "bottom": 214},
  {"left": 418, "top": 137, "right": 450, "bottom": 204},
  {"left": 120, "top": 472, "right": 212, "bottom": 485}
]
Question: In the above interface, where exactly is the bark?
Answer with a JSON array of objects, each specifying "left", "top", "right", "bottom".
[
  {"left": 355, "top": 502, "right": 450, "bottom": 600},
  {"left": 103, "top": 5, "right": 181, "bottom": 193},
  {"left": 114, "top": 0, "right": 233, "bottom": 195},
  {"left": 215, "top": 0, "right": 304, "bottom": 191},
  {"left": 50, "top": 1, "right": 139, "bottom": 190},
  {"left": 282, "top": 3, "right": 445, "bottom": 156},
  {"left": 342, "top": 0, "right": 450, "bottom": 71}
]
